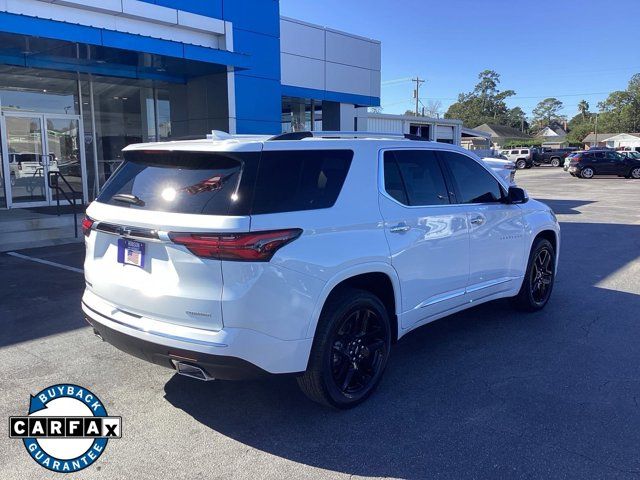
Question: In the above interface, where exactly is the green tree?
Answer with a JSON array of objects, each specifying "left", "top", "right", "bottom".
[
  {"left": 505, "top": 106, "right": 529, "bottom": 131},
  {"left": 444, "top": 70, "right": 518, "bottom": 128},
  {"left": 532, "top": 98, "right": 565, "bottom": 129},
  {"left": 577, "top": 100, "right": 590, "bottom": 120},
  {"left": 596, "top": 74, "right": 640, "bottom": 133}
]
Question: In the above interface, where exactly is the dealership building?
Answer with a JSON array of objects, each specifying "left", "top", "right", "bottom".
[{"left": 0, "top": 0, "right": 381, "bottom": 211}]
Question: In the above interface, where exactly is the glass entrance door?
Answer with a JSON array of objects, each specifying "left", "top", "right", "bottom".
[
  {"left": 1, "top": 113, "right": 86, "bottom": 207},
  {"left": 4, "top": 114, "right": 47, "bottom": 205},
  {"left": 45, "top": 116, "right": 86, "bottom": 206}
]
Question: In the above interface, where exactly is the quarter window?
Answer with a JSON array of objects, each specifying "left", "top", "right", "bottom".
[
  {"left": 439, "top": 151, "right": 503, "bottom": 204},
  {"left": 251, "top": 150, "right": 353, "bottom": 214},
  {"left": 383, "top": 150, "right": 449, "bottom": 206}
]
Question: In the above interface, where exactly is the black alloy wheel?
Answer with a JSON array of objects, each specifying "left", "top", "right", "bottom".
[
  {"left": 512, "top": 238, "right": 556, "bottom": 312},
  {"left": 298, "top": 288, "right": 391, "bottom": 408},
  {"left": 329, "top": 308, "right": 387, "bottom": 396},
  {"left": 530, "top": 247, "right": 554, "bottom": 304}
]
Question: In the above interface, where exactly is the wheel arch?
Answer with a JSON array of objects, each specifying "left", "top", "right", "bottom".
[
  {"left": 530, "top": 228, "right": 560, "bottom": 273},
  {"left": 305, "top": 263, "right": 401, "bottom": 342}
]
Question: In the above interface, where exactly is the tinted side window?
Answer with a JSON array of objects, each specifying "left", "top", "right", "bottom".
[
  {"left": 439, "top": 151, "right": 503, "bottom": 204},
  {"left": 384, "top": 150, "right": 449, "bottom": 206},
  {"left": 383, "top": 154, "right": 409, "bottom": 205},
  {"left": 511, "top": 150, "right": 518, "bottom": 154},
  {"left": 251, "top": 150, "right": 353, "bottom": 214},
  {"left": 520, "top": 150, "right": 529, "bottom": 154}
]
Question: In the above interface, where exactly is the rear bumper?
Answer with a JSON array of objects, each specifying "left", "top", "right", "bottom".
[
  {"left": 85, "top": 313, "right": 268, "bottom": 380},
  {"left": 82, "top": 290, "right": 313, "bottom": 379}
]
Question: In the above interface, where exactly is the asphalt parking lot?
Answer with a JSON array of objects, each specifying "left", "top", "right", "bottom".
[{"left": 1, "top": 167, "right": 639, "bottom": 479}]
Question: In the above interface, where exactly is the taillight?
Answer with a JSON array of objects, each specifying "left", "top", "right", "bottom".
[
  {"left": 81, "top": 216, "right": 94, "bottom": 237},
  {"left": 570, "top": 155, "right": 581, "bottom": 163},
  {"left": 18, "top": 163, "right": 22, "bottom": 170},
  {"left": 169, "top": 229, "right": 303, "bottom": 262}
]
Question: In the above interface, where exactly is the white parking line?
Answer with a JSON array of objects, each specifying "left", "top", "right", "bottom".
[{"left": 6, "top": 252, "right": 84, "bottom": 274}]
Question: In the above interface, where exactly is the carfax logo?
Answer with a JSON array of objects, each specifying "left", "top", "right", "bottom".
[{"left": 9, "top": 384, "right": 121, "bottom": 473}]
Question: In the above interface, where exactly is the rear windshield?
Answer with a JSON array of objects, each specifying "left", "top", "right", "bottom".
[
  {"left": 97, "top": 150, "right": 258, "bottom": 215},
  {"left": 96, "top": 149, "right": 353, "bottom": 216}
]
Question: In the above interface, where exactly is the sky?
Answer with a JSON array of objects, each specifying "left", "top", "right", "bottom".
[{"left": 280, "top": 0, "right": 640, "bottom": 120}]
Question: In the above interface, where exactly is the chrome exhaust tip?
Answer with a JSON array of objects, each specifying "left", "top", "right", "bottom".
[
  {"left": 171, "top": 361, "right": 215, "bottom": 381},
  {"left": 93, "top": 328, "right": 104, "bottom": 341}
]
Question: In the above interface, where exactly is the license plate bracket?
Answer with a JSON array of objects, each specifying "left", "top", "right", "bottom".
[{"left": 117, "top": 239, "right": 146, "bottom": 268}]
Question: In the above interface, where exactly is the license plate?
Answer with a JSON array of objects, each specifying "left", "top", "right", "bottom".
[{"left": 117, "top": 239, "right": 145, "bottom": 268}]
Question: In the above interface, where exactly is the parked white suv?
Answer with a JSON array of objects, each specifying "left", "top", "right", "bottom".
[
  {"left": 499, "top": 148, "right": 533, "bottom": 169},
  {"left": 82, "top": 131, "right": 560, "bottom": 408}
]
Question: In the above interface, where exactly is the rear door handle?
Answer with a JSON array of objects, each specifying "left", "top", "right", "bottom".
[
  {"left": 470, "top": 216, "right": 485, "bottom": 226},
  {"left": 389, "top": 223, "right": 411, "bottom": 233}
]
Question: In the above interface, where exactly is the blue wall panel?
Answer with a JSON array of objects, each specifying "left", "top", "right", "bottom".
[
  {"left": 281, "top": 85, "right": 380, "bottom": 108},
  {"left": 234, "top": 75, "right": 281, "bottom": 122},
  {"left": 222, "top": 0, "right": 282, "bottom": 134},
  {"left": 235, "top": 119, "right": 281, "bottom": 135},
  {"left": 232, "top": 30, "right": 280, "bottom": 80},
  {"left": 222, "top": 0, "right": 279, "bottom": 37}
]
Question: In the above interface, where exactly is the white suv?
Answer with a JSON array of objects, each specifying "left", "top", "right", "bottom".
[
  {"left": 499, "top": 148, "right": 533, "bottom": 169},
  {"left": 82, "top": 131, "right": 560, "bottom": 408}
]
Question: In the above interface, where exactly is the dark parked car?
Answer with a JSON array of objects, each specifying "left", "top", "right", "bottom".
[
  {"left": 567, "top": 150, "right": 640, "bottom": 179},
  {"left": 533, "top": 148, "right": 577, "bottom": 167}
]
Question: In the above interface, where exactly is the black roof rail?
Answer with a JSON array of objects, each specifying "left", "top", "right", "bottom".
[
  {"left": 269, "top": 131, "right": 314, "bottom": 141},
  {"left": 270, "top": 131, "right": 432, "bottom": 142}
]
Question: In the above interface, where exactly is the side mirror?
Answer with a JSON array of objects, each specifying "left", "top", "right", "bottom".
[{"left": 506, "top": 186, "right": 528, "bottom": 204}]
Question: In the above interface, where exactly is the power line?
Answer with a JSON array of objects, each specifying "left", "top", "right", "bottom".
[{"left": 381, "top": 77, "right": 414, "bottom": 86}]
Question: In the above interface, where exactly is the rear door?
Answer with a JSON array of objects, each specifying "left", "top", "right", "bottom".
[
  {"left": 378, "top": 149, "right": 470, "bottom": 328},
  {"left": 84, "top": 147, "right": 260, "bottom": 331},
  {"left": 438, "top": 150, "right": 526, "bottom": 299},
  {"left": 603, "top": 151, "right": 625, "bottom": 174}
]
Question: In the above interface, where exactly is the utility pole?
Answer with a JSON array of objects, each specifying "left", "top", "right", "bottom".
[
  {"left": 412, "top": 77, "right": 425, "bottom": 116},
  {"left": 594, "top": 113, "right": 599, "bottom": 148}
]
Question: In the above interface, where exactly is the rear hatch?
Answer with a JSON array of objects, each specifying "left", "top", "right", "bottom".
[{"left": 84, "top": 145, "right": 261, "bottom": 331}]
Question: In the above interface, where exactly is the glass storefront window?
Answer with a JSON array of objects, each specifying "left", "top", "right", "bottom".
[
  {"left": 0, "top": 120, "right": 5, "bottom": 208},
  {"left": 92, "top": 80, "right": 158, "bottom": 185},
  {"left": 0, "top": 67, "right": 174, "bottom": 206},
  {"left": 281, "top": 97, "right": 321, "bottom": 133},
  {"left": 0, "top": 66, "right": 80, "bottom": 115},
  {"left": 157, "top": 89, "right": 172, "bottom": 141}
]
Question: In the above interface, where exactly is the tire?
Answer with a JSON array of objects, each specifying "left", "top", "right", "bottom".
[
  {"left": 581, "top": 167, "right": 594, "bottom": 179},
  {"left": 512, "top": 238, "right": 555, "bottom": 312},
  {"left": 630, "top": 167, "right": 640, "bottom": 179},
  {"left": 516, "top": 159, "right": 527, "bottom": 170},
  {"left": 10, "top": 173, "right": 16, "bottom": 186},
  {"left": 297, "top": 288, "right": 392, "bottom": 409},
  {"left": 512, "top": 238, "right": 556, "bottom": 312},
  {"left": 550, "top": 158, "right": 561, "bottom": 167}
]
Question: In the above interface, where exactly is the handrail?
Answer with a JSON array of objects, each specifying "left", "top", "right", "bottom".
[{"left": 47, "top": 170, "right": 81, "bottom": 239}]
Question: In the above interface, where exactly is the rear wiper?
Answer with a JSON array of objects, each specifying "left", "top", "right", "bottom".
[{"left": 112, "top": 194, "right": 145, "bottom": 207}]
